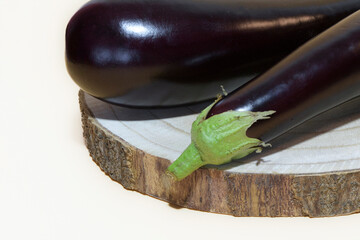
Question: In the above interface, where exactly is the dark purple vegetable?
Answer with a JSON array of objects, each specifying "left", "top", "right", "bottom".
[
  {"left": 168, "top": 10, "right": 360, "bottom": 180},
  {"left": 207, "top": 10, "right": 360, "bottom": 142},
  {"left": 66, "top": 0, "right": 360, "bottom": 107}
]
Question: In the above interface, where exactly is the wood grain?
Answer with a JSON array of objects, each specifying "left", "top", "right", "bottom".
[{"left": 79, "top": 90, "right": 360, "bottom": 217}]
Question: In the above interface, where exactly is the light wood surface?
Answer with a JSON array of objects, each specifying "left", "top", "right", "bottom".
[{"left": 79, "top": 90, "right": 360, "bottom": 217}]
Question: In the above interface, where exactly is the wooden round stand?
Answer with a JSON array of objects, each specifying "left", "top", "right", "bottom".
[{"left": 79, "top": 90, "right": 360, "bottom": 217}]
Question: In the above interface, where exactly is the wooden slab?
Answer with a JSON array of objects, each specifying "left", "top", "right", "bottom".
[{"left": 79, "top": 90, "right": 360, "bottom": 217}]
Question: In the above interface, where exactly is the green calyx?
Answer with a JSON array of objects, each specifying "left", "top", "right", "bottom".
[{"left": 167, "top": 101, "right": 275, "bottom": 180}]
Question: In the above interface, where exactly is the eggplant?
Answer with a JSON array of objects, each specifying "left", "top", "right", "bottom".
[
  {"left": 167, "top": 10, "right": 360, "bottom": 180},
  {"left": 66, "top": 0, "right": 360, "bottom": 107}
]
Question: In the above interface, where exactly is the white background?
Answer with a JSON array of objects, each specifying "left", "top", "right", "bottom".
[{"left": 1, "top": 0, "right": 360, "bottom": 239}]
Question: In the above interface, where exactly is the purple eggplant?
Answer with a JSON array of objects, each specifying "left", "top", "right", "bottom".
[
  {"left": 167, "top": 10, "right": 360, "bottom": 180},
  {"left": 66, "top": 0, "right": 360, "bottom": 107}
]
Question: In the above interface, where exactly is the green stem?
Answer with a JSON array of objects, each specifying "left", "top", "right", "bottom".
[
  {"left": 166, "top": 99, "right": 275, "bottom": 181},
  {"left": 167, "top": 143, "right": 205, "bottom": 180}
]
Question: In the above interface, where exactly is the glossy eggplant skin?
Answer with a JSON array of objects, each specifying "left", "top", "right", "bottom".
[
  {"left": 207, "top": 10, "right": 360, "bottom": 142},
  {"left": 66, "top": 0, "right": 360, "bottom": 107}
]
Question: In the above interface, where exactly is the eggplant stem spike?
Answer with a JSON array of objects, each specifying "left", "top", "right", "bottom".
[{"left": 166, "top": 101, "right": 275, "bottom": 180}]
